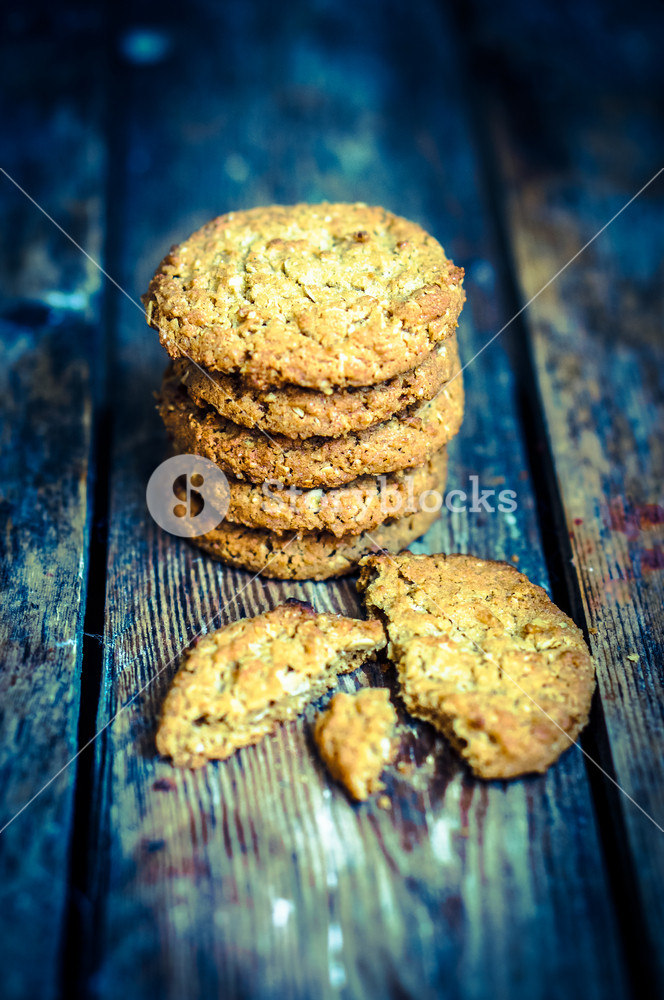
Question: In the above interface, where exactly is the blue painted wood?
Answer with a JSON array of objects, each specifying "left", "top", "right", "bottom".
[
  {"left": 0, "top": 4, "right": 106, "bottom": 997},
  {"left": 84, "top": 1, "right": 628, "bottom": 998},
  {"left": 465, "top": 0, "right": 664, "bottom": 989}
]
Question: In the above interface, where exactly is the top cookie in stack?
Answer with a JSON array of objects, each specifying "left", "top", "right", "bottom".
[{"left": 145, "top": 203, "right": 465, "bottom": 579}]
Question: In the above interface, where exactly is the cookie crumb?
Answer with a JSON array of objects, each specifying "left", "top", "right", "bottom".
[{"left": 314, "top": 689, "right": 397, "bottom": 801}]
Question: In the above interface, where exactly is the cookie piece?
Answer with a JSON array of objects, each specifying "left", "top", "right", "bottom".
[
  {"left": 219, "top": 448, "right": 447, "bottom": 537},
  {"left": 191, "top": 508, "right": 440, "bottom": 580},
  {"left": 177, "top": 336, "right": 460, "bottom": 439},
  {"left": 143, "top": 202, "right": 465, "bottom": 391},
  {"left": 357, "top": 552, "right": 595, "bottom": 779},
  {"left": 314, "top": 689, "right": 398, "bottom": 800},
  {"left": 156, "top": 600, "right": 386, "bottom": 768},
  {"left": 158, "top": 366, "right": 463, "bottom": 489}
]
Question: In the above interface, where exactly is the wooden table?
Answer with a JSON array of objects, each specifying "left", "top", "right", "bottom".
[{"left": 1, "top": 1, "right": 662, "bottom": 997}]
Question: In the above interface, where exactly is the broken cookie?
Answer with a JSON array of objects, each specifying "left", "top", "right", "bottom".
[
  {"left": 358, "top": 552, "right": 595, "bottom": 779},
  {"left": 157, "top": 600, "right": 386, "bottom": 768}
]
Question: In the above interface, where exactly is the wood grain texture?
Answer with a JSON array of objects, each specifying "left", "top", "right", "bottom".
[
  {"left": 0, "top": 3, "right": 105, "bottom": 997},
  {"left": 85, "top": 1, "right": 627, "bottom": 998},
  {"left": 464, "top": 0, "right": 664, "bottom": 988}
]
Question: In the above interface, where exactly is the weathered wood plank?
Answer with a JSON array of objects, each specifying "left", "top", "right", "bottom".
[
  {"left": 87, "top": 1, "right": 627, "bottom": 997},
  {"left": 0, "top": 4, "right": 106, "bottom": 997},
  {"left": 463, "top": 0, "right": 664, "bottom": 989}
]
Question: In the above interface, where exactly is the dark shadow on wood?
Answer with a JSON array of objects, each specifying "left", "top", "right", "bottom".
[
  {"left": 61, "top": 2, "right": 123, "bottom": 994},
  {"left": 61, "top": 406, "right": 113, "bottom": 1000}
]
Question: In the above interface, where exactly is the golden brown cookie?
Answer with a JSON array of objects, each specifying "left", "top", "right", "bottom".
[
  {"left": 143, "top": 202, "right": 465, "bottom": 391},
  {"left": 358, "top": 552, "right": 595, "bottom": 779},
  {"left": 158, "top": 366, "right": 463, "bottom": 489},
  {"left": 177, "top": 337, "right": 460, "bottom": 439},
  {"left": 314, "top": 689, "right": 398, "bottom": 800},
  {"left": 156, "top": 600, "right": 386, "bottom": 768},
  {"left": 191, "top": 508, "right": 440, "bottom": 580},
  {"left": 218, "top": 448, "right": 447, "bottom": 537}
]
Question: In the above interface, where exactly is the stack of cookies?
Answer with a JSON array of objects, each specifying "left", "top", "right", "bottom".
[{"left": 145, "top": 203, "right": 466, "bottom": 579}]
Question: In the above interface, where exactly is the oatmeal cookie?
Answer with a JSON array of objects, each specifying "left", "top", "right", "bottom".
[
  {"left": 158, "top": 366, "right": 463, "bottom": 489},
  {"left": 191, "top": 508, "right": 440, "bottom": 580},
  {"left": 177, "top": 336, "right": 460, "bottom": 439},
  {"left": 358, "top": 552, "right": 595, "bottom": 778},
  {"left": 220, "top": 447, "right": 447, "bottom": 537},
  {"left": 314, "top": 689, "right": 398, "bottom": 800},
  {"left": 156, "top": 600, "right": 386, "bottom": 768},
  {"left": 143, "top": 202, "right": 465, "bottom": 390}
]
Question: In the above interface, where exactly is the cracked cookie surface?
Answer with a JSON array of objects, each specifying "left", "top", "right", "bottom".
[
  {"left": 177, "top": 337, "right": 460, "bottom": 439},
  {"left": 158, "top": 365, "right": 463, "bottom": 489},
  {"left": 358, "top": 552, "right": 595, "bottom": 778},
  {"left": 314, "top": 689, "right": 398, "bottom": 800},
  {"left": 143, "top": 202, "right": 465, "bottom": 390},
  {"left": 156, "top": 600, "right": 386, "bottom": 768}
]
